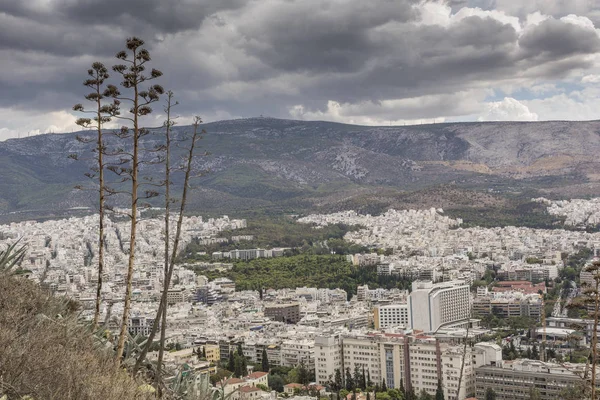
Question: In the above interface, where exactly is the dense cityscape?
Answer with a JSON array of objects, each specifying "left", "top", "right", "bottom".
[{"left": 3, "top": 197, "right": 600, "bottom": 399}]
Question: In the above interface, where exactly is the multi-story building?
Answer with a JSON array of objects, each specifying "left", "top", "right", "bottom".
[
  {"left": 373, "top": 304, "right": 410, "bottom": 329},
  {"left": 475, "top": 359, "right": 591, "bottom": 400},
  {"left": 314, "top": 332, "right": 502, "bottom": 400},
  {"left": 165, "top": 288, "right": 186, "bottom": 305},
  {"left": 472, "top": 293, "right": 542, "bottom": 320},
  {"left": 281, "top": 339, "right": 314, "bottom": 368},
  {"left": 408, "top": 280, "right": 470, "bottom": 333},
  {"left": 128, "top": 315, "right": 156, "bottom": 336},
  {"left": 357, "top": 285, "right": 369, "bottom": 301},
  {"left": 264, "top": 303, "right": 301, "bottom": 324},
  {"left": 315, "top": 334, "right": 343, "bottom": 384},
  {"left": 205, "top": 343, "right": 220, "bottom": 362}
]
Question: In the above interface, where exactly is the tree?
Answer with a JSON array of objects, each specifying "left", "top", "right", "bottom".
[
  {"left": 361, "top": 366, "right": 367, "bottom": 390},
  {"left": 72, "top": 61, "right": 111, "bottom": 331},
  {"left": 531, "top": 344, "right": 539, "bottom": 360},
  {"left": 346, "top": 368, "right": 355, "bottom": 391},
  {"left": 367, "top": 369, "right": 373, "bottom": 388},
  {"left": 238, "top": 342, "right": 244, "bottom": 357},
  {"left": 287, "top": 368, "right": 300, "bottom": 384},
  {"left": 228, "top": 350, "right": 235, "bottom": 372},
  {"left": 435, "top": 380, "right": 444, "bottom": 400},
  {"left": 334, "top": 368, "right": 344, "bottom": 393},
  {"left": 134, "top": 115, "right": 205, "bottom": 375},
  {"left": 269, "top": 374, "right": 285, "bottom": 392},
  {"left": 399, "top": 379, "right": 405, "bottom": 397},
  {"left": 298, "top": 361, "right": 310, "bottom": 385},
  {"left": 456, "top": 317, "right": 471, "bottom": 400},
  {"left": 260, "top": 348, "right": 270, "bottom": 372},
  {"left": 156, "top": 91, "right": 177, "bottom": 386},
  {"left": 241, "top": 356, "right": 248, "bottom": 377},
  {"left": 108, "top": 36, "right": 164, "bottom": 367},
  {"left": 381, "top": 378, "right": 387, "bottom": 392},
  {"left": 581, "top": 258, "right": 600, "bottom": 399},
  {"left": 419, "top": 389, "right": 433, "bottom": 400},
  {"left": 528, "top": 387, "right": 541, "bottom": 400},
  {"left": 485, "top": 388, "right": 497, "bottom": 400},
  {"left": 354, "top": 365, "right": 363, "bottom": 390}
]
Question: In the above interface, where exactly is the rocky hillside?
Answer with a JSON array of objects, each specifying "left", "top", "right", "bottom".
[{"left": 1, "top": 117, "right": 600, "bottom": 219}]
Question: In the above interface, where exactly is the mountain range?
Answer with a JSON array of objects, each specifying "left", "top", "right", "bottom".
[{"left": 2, "top": 117, "right": 600, "bottom": 221}]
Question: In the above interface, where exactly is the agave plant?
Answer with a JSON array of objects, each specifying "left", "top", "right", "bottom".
[
  {"left": 172, "top": 371, "right": 238, "bottom": 400},
  {"left": 0, "top": 241, "right": 27, "bottom": 275}
]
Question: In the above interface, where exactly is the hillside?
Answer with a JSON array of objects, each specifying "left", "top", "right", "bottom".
[
  {"left": 1, "top": 117, "right": 600, "bottom": 220},
  {"left": 0, "top": 274, "right": 153, "bottom": 399}
]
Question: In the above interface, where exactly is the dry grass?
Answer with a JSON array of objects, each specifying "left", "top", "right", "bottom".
[{"left": 0, "top": 275, "right": 154, "bottom": 400}]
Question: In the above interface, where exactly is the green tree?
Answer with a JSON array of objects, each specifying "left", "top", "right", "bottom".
[
  {"left": 346, "top": 368, "right": 354, "bottom": 391},
  {"left": 485, "top": 388, "right": 497, "bottom": 400},
  {"left": 361, "top": 366, "right": 367, "bottom": 390},
  {"left": 298, "top": 361, "right": 310, "bottom": 385},
  {"left": 418, "top": 389, "right": 433, "bottom": 400},
  {"left": 354, "top": 365, "right": 363, "bottom": 390},
  {"left": 262, "top": 348, "right": 270, "bottom": 372},
  {"left": 531, "top": 344, "right": 539, "bottom": 360},
  {"left": 288, "top": 367, "right": 300, "bottom": 384},
  {"left": 228, "top": 350, "right": 235, "bottom": 372},
  {"left": 269, "top": 374, "right": 285, "bottom": 392},
  {"left": 241, "top": 355, "right": 248, "bottom": 377},
  {"left": 381, "top": 378, "right": 387, "bottom": 391},
  {"left": 376, "top": 393, "right": 391, "bottom": 400},
  {"left": 399, "top": 379, "right": 405, "bottom": 397},
  {"left": 529, "top": 387, "right": 541, "bottom": 400},
  {"left": 435, "top": 380, "right": 444, "bottom": 400},
  {"left": 334, "top": 368, "right": 344, "bottom": 392}
]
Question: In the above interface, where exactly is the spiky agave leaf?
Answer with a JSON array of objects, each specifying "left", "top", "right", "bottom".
[{"left": 0, "top": 241, "right": 27, "bottom": 275}]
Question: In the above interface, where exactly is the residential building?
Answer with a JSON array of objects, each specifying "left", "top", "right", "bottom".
[
  {"left": 264, "top": 303, "right": 301, "bottom": 324},
  {"left": 475, "top": 359, "right": 591, "bottom": 400},
  {"left": 408, "top": 280, "right": 470, "bottom": 333},
  {"left": 373, "top": 304, "right": 410, "bottom": 329}
]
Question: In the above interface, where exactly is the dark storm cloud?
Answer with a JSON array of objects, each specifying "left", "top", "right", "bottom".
[
  {"left": 55, "top": 0, "right": 247, "bottom": 34},
  {"left": 238, "top": 0, "right": 420, "bottom": 72},
  {"left": 519, "top": 18, "right": 600, "bottom": 57},
  {"left": 0, "top": 0, "right": 600, "bottom": 132}
]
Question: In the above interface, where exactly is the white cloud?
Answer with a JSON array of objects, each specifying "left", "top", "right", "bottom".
[
  {"left": 289, "top": 90, "right": 487, "bottom": 125},
  {"left": 523, "top": 87, "right": 600, "bottom": 121},
  {"left": 582, "top": 74, "right": 600, "bottom": 83},
  {"left": 478, "top": 97, "right": 539, "bottom": 121},
  {"left": 0, "top": 109, "right": 78, "bottom": 141}
]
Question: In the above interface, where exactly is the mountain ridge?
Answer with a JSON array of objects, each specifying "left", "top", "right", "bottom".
[{"left": 1, "top": 117, "right": 600, "bottom": 220}]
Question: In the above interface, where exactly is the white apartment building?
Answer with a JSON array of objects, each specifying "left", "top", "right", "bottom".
[
  {"left": 343, "top": 334, "right": 384, "bottom": 387},
  {"left": 408, "top": 280, "right": 470, "bottom": 333},
  {"left": 315, "top": 334, "right": 344, "bottom": 384},
  {"left": 374, "top": 304, "right": 410, "bottom": 329},
  {"left": 281, "top": 339, "right": 314, "bottom": 369},
  {"left": 314, "top": 332, "right": 502, "bottom": 400}
]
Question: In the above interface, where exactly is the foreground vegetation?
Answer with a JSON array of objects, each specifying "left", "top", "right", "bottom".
[{"left": 0, "top": 274, "right": 152, "bottom": 400}]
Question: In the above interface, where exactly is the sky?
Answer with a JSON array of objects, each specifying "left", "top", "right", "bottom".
[{"left": 1, "top": 0, "right": 600, "bottom": 140}]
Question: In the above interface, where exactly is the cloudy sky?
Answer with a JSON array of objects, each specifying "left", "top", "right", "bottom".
[{"left": 1, "top": 0, "right": 600, "bottom": 140}]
